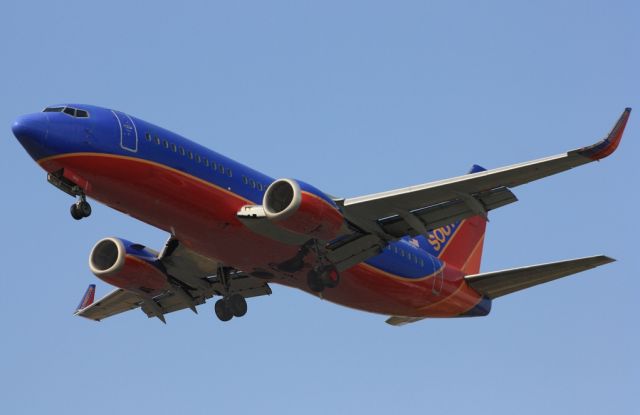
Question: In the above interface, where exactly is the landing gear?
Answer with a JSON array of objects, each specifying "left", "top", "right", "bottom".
[
  {"left": 214, "top": 294, "right": 248, "bottom": 321},
  {"left": 228, "top": 293, "right": 248, "bottom": 317},
  {"left": 70, "top": 199, "right": 91, "bottom": 220},
  {"left": 46, "top": 170, "right": 92, "bottom": 220},
  {"left": 307, "top": 265, "right": 340, "bottom": 293},
  {"left": 214, "top": 298, "right": 234, "bottom": 321},
  {"left": 214, "top": 265, "right": 248, "bottom": 322}
]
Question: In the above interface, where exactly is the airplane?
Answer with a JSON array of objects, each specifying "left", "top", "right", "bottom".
[{"left": 12, "top": 105, "right": 631, "bottom": 325}]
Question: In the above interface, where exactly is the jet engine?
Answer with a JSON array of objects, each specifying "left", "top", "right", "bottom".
[
  {"left": 262, "top": 178, "right": 344, "bottom": 241},
  {"left": 89, "top": 237, "right": 169, "bottom": 295}
]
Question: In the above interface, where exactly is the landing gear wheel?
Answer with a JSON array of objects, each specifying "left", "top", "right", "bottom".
[
  {"left": 70, "top": 200, "right": 91, "bottom": 220},
  {"left": 70, "top": 203, "right": 84, "bottom": 220},
  {"left": 307, "top": 271, "right": 325, "bottom": 293},
  {"left": 78, "top": 200, "right": 91, "bottom": 217},
  {"left": 228, "top": 294, "right": 247, "bottom": 317},
  {"left": 214, "top": 299, "right": 233, "bottom": 322}
]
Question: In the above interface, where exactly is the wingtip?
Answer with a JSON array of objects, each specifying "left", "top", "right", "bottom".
[{"left": 574, "top": 108, "right": 631, "bottom": 161}]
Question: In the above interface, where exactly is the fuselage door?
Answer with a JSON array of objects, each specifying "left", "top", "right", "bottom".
[{"left": 112, "top": 110, "right": 138, "bottom": 152}]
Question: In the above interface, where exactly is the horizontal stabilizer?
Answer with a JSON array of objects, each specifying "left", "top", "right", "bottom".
[
  {"left": 465, "top": 255, "right": 615, "bottom": 299},
  {"left": 385, "top": 316, "right": 427, "bottom": 326}
]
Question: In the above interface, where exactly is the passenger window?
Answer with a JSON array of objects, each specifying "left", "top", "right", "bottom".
[
  {"left": 257, "top": 183, "right": 263, "bottom": 191},
  {"left": 196, "top": 154, "right": 201, "bottom": 163},
  {"left": 163, "top": 140, "right": 169, "bottom": 149},
  {"left": 179, "top": 146, "right": 185, "bottom": 156},
  {"left": 188, "top": 151, "right": 194, "bottom": 160},
  {"left": 250, "top": 179, "right": 256, "bottom": 188},
  {"left": 227, "top": 169, "right": 232, "bottom": 178},
  {"left": 219, "top": 165, "right": 225, "bottom": 174},
  {"left": 242, "top": 176, "right": 248, "bottom": 185},
  {"left": 203, "top": 158, "right": 209, "bottom": 167},
  {"left": 211, "top": 161, "right": 217, "bottom": 170},
  {"left": 171, "top": 143, "right": 177, "bottom": 152},
  {"left": 155, "top": 136, "right": 161, "bottom": 145},
  {"left": 145, "top": 133, "right": 152, "bottom": 141}
]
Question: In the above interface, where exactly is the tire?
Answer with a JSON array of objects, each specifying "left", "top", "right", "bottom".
[
  {"left": 78, "top": 201, "right": 92, "bottom": 217},
  {"left": 307, "top": 271, "right": 325, "bottom": 293},
  {"left": 214, "top": 299, "right": 233, "bottom": 322},
  {"left": 70, "top": 204, "right": 84, "bottom": 220},
  {"left": 228, "top": 294, "right": 247, "bottom": 317}
]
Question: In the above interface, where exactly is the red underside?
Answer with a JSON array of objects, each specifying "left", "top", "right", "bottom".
[{"left": 41, "top": 153, "right": 483, "bottom": 317}]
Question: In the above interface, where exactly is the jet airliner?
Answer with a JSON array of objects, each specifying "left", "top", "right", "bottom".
[{"left": 12, "top": 105, "right": 631, "bottom": 324}]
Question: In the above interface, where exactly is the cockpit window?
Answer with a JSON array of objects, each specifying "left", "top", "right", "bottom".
[
  {"left": 43, "top": 106, "right": 89, "bottom": 118},
  {"left": 43, "top": 107, "right": 64, "bottom": 113}
]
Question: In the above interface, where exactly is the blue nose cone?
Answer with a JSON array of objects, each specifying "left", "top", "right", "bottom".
[{"left": 12, "top": 113, "right": 50, "bottom": 161}]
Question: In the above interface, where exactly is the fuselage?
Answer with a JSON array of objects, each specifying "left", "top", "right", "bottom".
[{"left": 12, "top": 104, "right": 490, "bottom": 318}]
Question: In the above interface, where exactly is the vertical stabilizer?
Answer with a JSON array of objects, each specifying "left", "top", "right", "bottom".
[{"left": 420, "top": 165, "right": 489, "bottom": 274}]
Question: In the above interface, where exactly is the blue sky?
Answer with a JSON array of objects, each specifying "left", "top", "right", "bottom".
[{"left": 1, "top": 1, "right": 637, "bottom": 414}]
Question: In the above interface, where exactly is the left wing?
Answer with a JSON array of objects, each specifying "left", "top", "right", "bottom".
[
  {"left": 75, "top": 288, "right": 143, "bottom": 321},
  {"left": 75, "top": 237, "right": 271, "bottom": 322}
]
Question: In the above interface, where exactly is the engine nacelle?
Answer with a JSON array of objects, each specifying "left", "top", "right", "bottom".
[
  {"left": 89, "top": 237, "right": 169, "bottom": 295},
  {"left": 263, "top": 178, "right": 344, "bottom": 241}
]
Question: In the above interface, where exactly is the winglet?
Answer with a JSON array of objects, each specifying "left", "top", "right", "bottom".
[
  {"left": 575, "top": 108, "right": 631, "bottom": 160},
  {"left": 75, "top": 284, "right": 96, "bottom": 312}
]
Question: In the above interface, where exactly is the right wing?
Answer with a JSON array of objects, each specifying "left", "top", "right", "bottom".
[
  {"left": 325, "top": 109, "right": 630, "bottom": 270},
  {"left": 341, "top": 108, "right": 631, "bottom": 236}
]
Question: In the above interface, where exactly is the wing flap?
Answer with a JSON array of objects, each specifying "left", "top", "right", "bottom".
[
  {"left": 378, "top": 186, "right": 517, "bottom": 237},
  {"left": 465, "top": 255, "right": 615, "bottom": 299}
]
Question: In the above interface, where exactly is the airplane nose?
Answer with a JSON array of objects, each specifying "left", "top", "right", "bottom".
[
  {"left": 12, "top": 113, "right": 48, "bottom": 141},
  {"left": 12, "top": 113, "right": 50, "bottom": 160}
]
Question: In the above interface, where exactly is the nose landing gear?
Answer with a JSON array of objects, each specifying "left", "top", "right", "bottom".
[
  {"left": 46, "top": 170, "right": 92, "bottom": 220},
  {"left": 70, "top": 197, "right": 92, "bottom": 220}
]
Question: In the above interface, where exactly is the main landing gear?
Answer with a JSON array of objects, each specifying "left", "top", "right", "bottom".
[
  {"left": 307, "top": 265, "right": 340, "bottom": 293},
  {"left": 214, "top": 294, "right": 247, "bottom": 322},
  {"left": 70, "top": 195, "right": 92, "bottom": 220},
  {"left": 214, "top": 266, "right": 248, "bottom": 322}
]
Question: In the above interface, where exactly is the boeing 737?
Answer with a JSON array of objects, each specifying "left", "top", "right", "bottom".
[{"left": 12, "top": 105, "right": 631, "bottom": 325}]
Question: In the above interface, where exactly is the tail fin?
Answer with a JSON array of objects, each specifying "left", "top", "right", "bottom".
[
  {"left": 421, "top": 165, "right": 490, "bottom": 274},
  {"left": 76, "top": 284, "right": 96, "bottom": 312}
]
